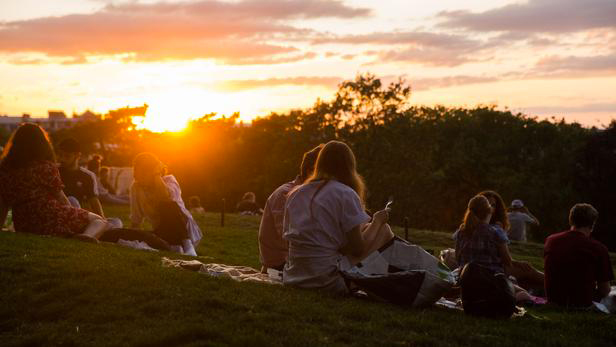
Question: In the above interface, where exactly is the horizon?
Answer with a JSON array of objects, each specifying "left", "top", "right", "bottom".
[{"left": 1, "top": 0, "right": 615, "bottom": 131}]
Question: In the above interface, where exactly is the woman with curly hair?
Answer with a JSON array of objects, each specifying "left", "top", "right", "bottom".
[{"left": 0, "top": 123, "right": 108, "bottom": 241}]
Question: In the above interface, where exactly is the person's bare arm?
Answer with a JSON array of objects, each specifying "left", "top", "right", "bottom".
[
  {"left": 597, "top": 281, "right": 611, "bottom": 299},
  {"left": 523, "top": 207, "right": 540, "bottom": 225},
  {"left": 88, "top": 196, "right": 105, "bottom": 218},
  {"left": 497, "top": 243, "right": 513, "bottom": 269},
  {"left": 340, "top": 226, "right": 364, "bottom": 259},
  {"left": 55, "top": 190, "right": 71, "bottom": 206},
  {"left": 0, "top": 194, "right": 8, "bottom": 229}
]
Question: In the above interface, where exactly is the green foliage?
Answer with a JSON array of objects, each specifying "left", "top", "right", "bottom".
[
  {"left": 45, "top": 75, "right": 615, "bottom": 247},
  {"left": 154, "top": 74, "right": 600, "bottom": 244}
]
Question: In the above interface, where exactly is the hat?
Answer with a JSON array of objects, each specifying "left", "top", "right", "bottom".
[{"left": 511, "top": 199, "right": 524, "bottom": 208}]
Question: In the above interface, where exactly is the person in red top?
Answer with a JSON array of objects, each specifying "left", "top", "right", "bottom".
[
  {"left": 544, "top": 203, "right": 614, "bottom": 308},
  {"left": 0, "top": 123, "right": 109, "bottom": 242}
]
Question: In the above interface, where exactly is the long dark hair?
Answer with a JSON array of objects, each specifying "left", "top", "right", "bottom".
[
  {"left": 0, "top": 123, "right": 55, "bottom": 170},
  {"left": 479, "top": 190, "right": 509, "bottom": 231},
  {"left": 459, "top": 195, "right": 492, "bottom": 236},
  {"left": 307, "top": 140, "right": 366, "bottom": 206}
]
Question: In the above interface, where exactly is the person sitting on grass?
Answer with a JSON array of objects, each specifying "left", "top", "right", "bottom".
[
  {"left": 259, "top": 144, "right": 323, "bottom": 273},
  {"left": 0, "top": 123, "right": 109, "bottom": 242},
  {"left": 57, "top": 138, "right": 123, "bottom": 229},
  {"left": 454, "top": 194, "right": 544, "bottom": 302},
  {"left": 96, "top": 166, "right": 130, "bottom": 205},
  {"left": 477, "top": 190, "right": 544, "bottom": 291},
  {"left": 236, "top": 192, "right": 262, "bottom": 215},
  {"left": 129, "top": 152, "right": 202, "bottom": 256},
  {"left": 283, "top": 140, "right": 394, "bottom": 294},
  {"left": 188, "top": 196, "right": 206, "bottom": 216},
  {"left": 57, "top": 139, "right": 105, "bottom": 215},
  {"left": 507, "top": 199, "right": 539, "bottom": 242},
  {"left": 544, "top": 203, "right": 614, "bottom": 308}
]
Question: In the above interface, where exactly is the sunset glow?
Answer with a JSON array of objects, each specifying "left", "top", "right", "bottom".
[{"left": 0, "top": 0, "right": 615, "bottom": 131}]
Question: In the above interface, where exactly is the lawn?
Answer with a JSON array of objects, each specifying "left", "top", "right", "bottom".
[{"left": 1, "top": 206, "right": 615, "bottom": 346}]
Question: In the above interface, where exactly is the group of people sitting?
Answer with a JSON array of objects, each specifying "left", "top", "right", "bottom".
[
  {"left": 258, "top": 141, "right": 614, "bottom": 309},
  {"left": 0, "top": 123, "right": 202, "bottom": 256},
  {"left": 1, "top": 123, "right": 612, "bottom": 311}
]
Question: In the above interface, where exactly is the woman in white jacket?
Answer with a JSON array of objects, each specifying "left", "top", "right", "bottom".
[{"left": 130, "top": 152, "right": 202, "bottom": 256}]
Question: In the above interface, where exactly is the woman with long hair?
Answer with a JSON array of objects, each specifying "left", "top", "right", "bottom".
[
  {"left": 128, "top": 152, "right": 202, "bottom": 256},
  {"left": 0, "top": 123, "right": 108, "bottom": 241},
  {"left": 479, "top": 190, "right": 509, "bottom": 231},
  {"left": 455, "top": 195, "right": 511, "bottom": 273},
  {"left": 282, "top": 140, "right": 393, "bottom": 294},
  {"left": 455, "top": 194, "right": 543, "bottom": 300}
]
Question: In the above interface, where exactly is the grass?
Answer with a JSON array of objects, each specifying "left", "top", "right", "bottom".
[{"left": 1, "top": 206, "right": 615, "bottom": 346}]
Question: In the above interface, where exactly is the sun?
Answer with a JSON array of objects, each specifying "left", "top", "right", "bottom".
[{"left": 134, "top": 89, "right": 221, "bottom": 133}]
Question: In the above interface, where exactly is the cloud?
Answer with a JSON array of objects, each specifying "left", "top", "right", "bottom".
[
  {"left": 214, "top": 76, "right": 341, "bottom": 91},
  {"left": 313, "top": 31, "right": 479, "bottom": 49},
  {"left": 410, "top": 75, "right": 500, "bottom": 91},
  {"left": 314, "top": 31, "right": 490, "bottom": 67},
  {"left": 439, "top": 0, "right": 616, "bottom": 33},
  {"left": 0, "top": 0, "right": 370, "bottom": 64},
  {"left": 532, "top": 54, "right": 616, "bottom": 76},
  {"left": 520, "top": 102, "right": 616, "bottom": 114}
]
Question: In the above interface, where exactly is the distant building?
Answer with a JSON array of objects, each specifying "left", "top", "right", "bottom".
[{"left": 0, "top": 110, "right": 100, "bottom": 134}]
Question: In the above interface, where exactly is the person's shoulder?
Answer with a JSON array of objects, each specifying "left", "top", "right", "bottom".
[
  {"left": 546, "top": 230, "right": 569, "bottom": 240},
  {"left": 78, "top": 167, "right": 97, "bottom": 181},
  {"left": 485, "top": 223, "right": 504, "bottom": 234},
  {"left": 271, "top": 180, "right": 298, "bottom": 197},
  {"left": 589, "top": 238, "right": 609, "bottom": 254},
  {"left": 327, "top": 180, "right": 357, "bottom": 195},
  {"left": 162, "top": 174, "right": 179, "bottom": 185}
]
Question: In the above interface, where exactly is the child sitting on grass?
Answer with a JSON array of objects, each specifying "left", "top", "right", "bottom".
[{"left": 454, "top": 194, "right": 544, "bottom": 302}]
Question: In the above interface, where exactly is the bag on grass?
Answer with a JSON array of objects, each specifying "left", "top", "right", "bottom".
[
  {"left": 341, "top": 237, "right": 454, "bottom": 307},
  {"left": 459, "top": 262, "right": 516, "bottom": 318}
]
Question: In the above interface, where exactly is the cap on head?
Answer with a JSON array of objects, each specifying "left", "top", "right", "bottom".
[{"left": 511, "top": 199, "right": 524, "bottom": 208}]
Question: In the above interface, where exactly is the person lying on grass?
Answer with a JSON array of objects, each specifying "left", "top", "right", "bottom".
[
  {"left": 258, "top": 143, "right": 322, "bottom": 273},
  {"left": 544, "top": 203, "right": 614, "bottom": 308},
  {"left": 454, "top": 194, "right": 544, "bottom": 302},
  {"left": 0, "top": 123, "right": 109, "bottom": 242},
  {"left": 129, "top": 152, "right": 202, "bottom": 256},
  {"left": 282, "top": 140, "right": 394, "bottom": 294}
]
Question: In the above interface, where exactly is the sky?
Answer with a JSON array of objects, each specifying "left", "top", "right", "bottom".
[{"left": 0, "top": 0, "right": 615, "bottom": 131}]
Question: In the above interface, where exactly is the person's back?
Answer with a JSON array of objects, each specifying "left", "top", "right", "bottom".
[
  {"left": 544, "top": 230, "right": 612, "bottom": 307},
  {"left": 455, "top": 223, "right": 509, "bottom": 273},
  {"left": 507, "top": 211, "right": 534, "bottom": 241},
  {"left": 258, "top": 178, "right": 299, "bottom": 270},
  {"left": 544, "top": 203, "right": 613, "bottom": 308},
  {"left": 283, "top": 180, "right": 370, "bottom": 293}
]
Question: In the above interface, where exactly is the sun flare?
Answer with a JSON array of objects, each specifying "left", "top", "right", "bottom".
[{"left": 134, "top": 88, "right": 227, "bottom": 133}]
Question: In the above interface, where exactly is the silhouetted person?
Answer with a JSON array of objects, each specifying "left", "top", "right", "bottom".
[{"left": 544, "top": 203, "right": 614, "bottom": 308}]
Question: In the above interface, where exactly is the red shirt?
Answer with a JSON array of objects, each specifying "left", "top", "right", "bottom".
[{"left": 544, "top": 230, "right": 614, "bottom": 307}]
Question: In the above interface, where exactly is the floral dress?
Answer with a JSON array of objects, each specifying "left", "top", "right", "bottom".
[{"left": 0, "top": 160, "right": 89, "bottom": 236}]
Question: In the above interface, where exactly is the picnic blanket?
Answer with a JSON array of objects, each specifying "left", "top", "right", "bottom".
[{"left": 162, "top": 257, "right": 281, "bottom": 285}]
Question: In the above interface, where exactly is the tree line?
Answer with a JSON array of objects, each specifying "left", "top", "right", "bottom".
[{"left": 18, "top": 74, "right": 616, "bottom": 249}]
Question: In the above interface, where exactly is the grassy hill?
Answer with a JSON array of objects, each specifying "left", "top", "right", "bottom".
[{"left": 1, "top": 207, "right": 615, "bottom": 346}]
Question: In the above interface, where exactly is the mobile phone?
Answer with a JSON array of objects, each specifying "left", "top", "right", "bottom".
[{"left": 385, "top": 197, "right": 394, "bottom": 210}]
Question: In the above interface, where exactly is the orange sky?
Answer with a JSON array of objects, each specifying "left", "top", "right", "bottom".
[{"left": 1, "top": 0, "right": 615, "bottom": 131}]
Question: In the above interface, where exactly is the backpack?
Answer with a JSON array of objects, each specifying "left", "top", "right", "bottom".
[{"left": 459, "top": 262, "right": 516, "bottom": 318}]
